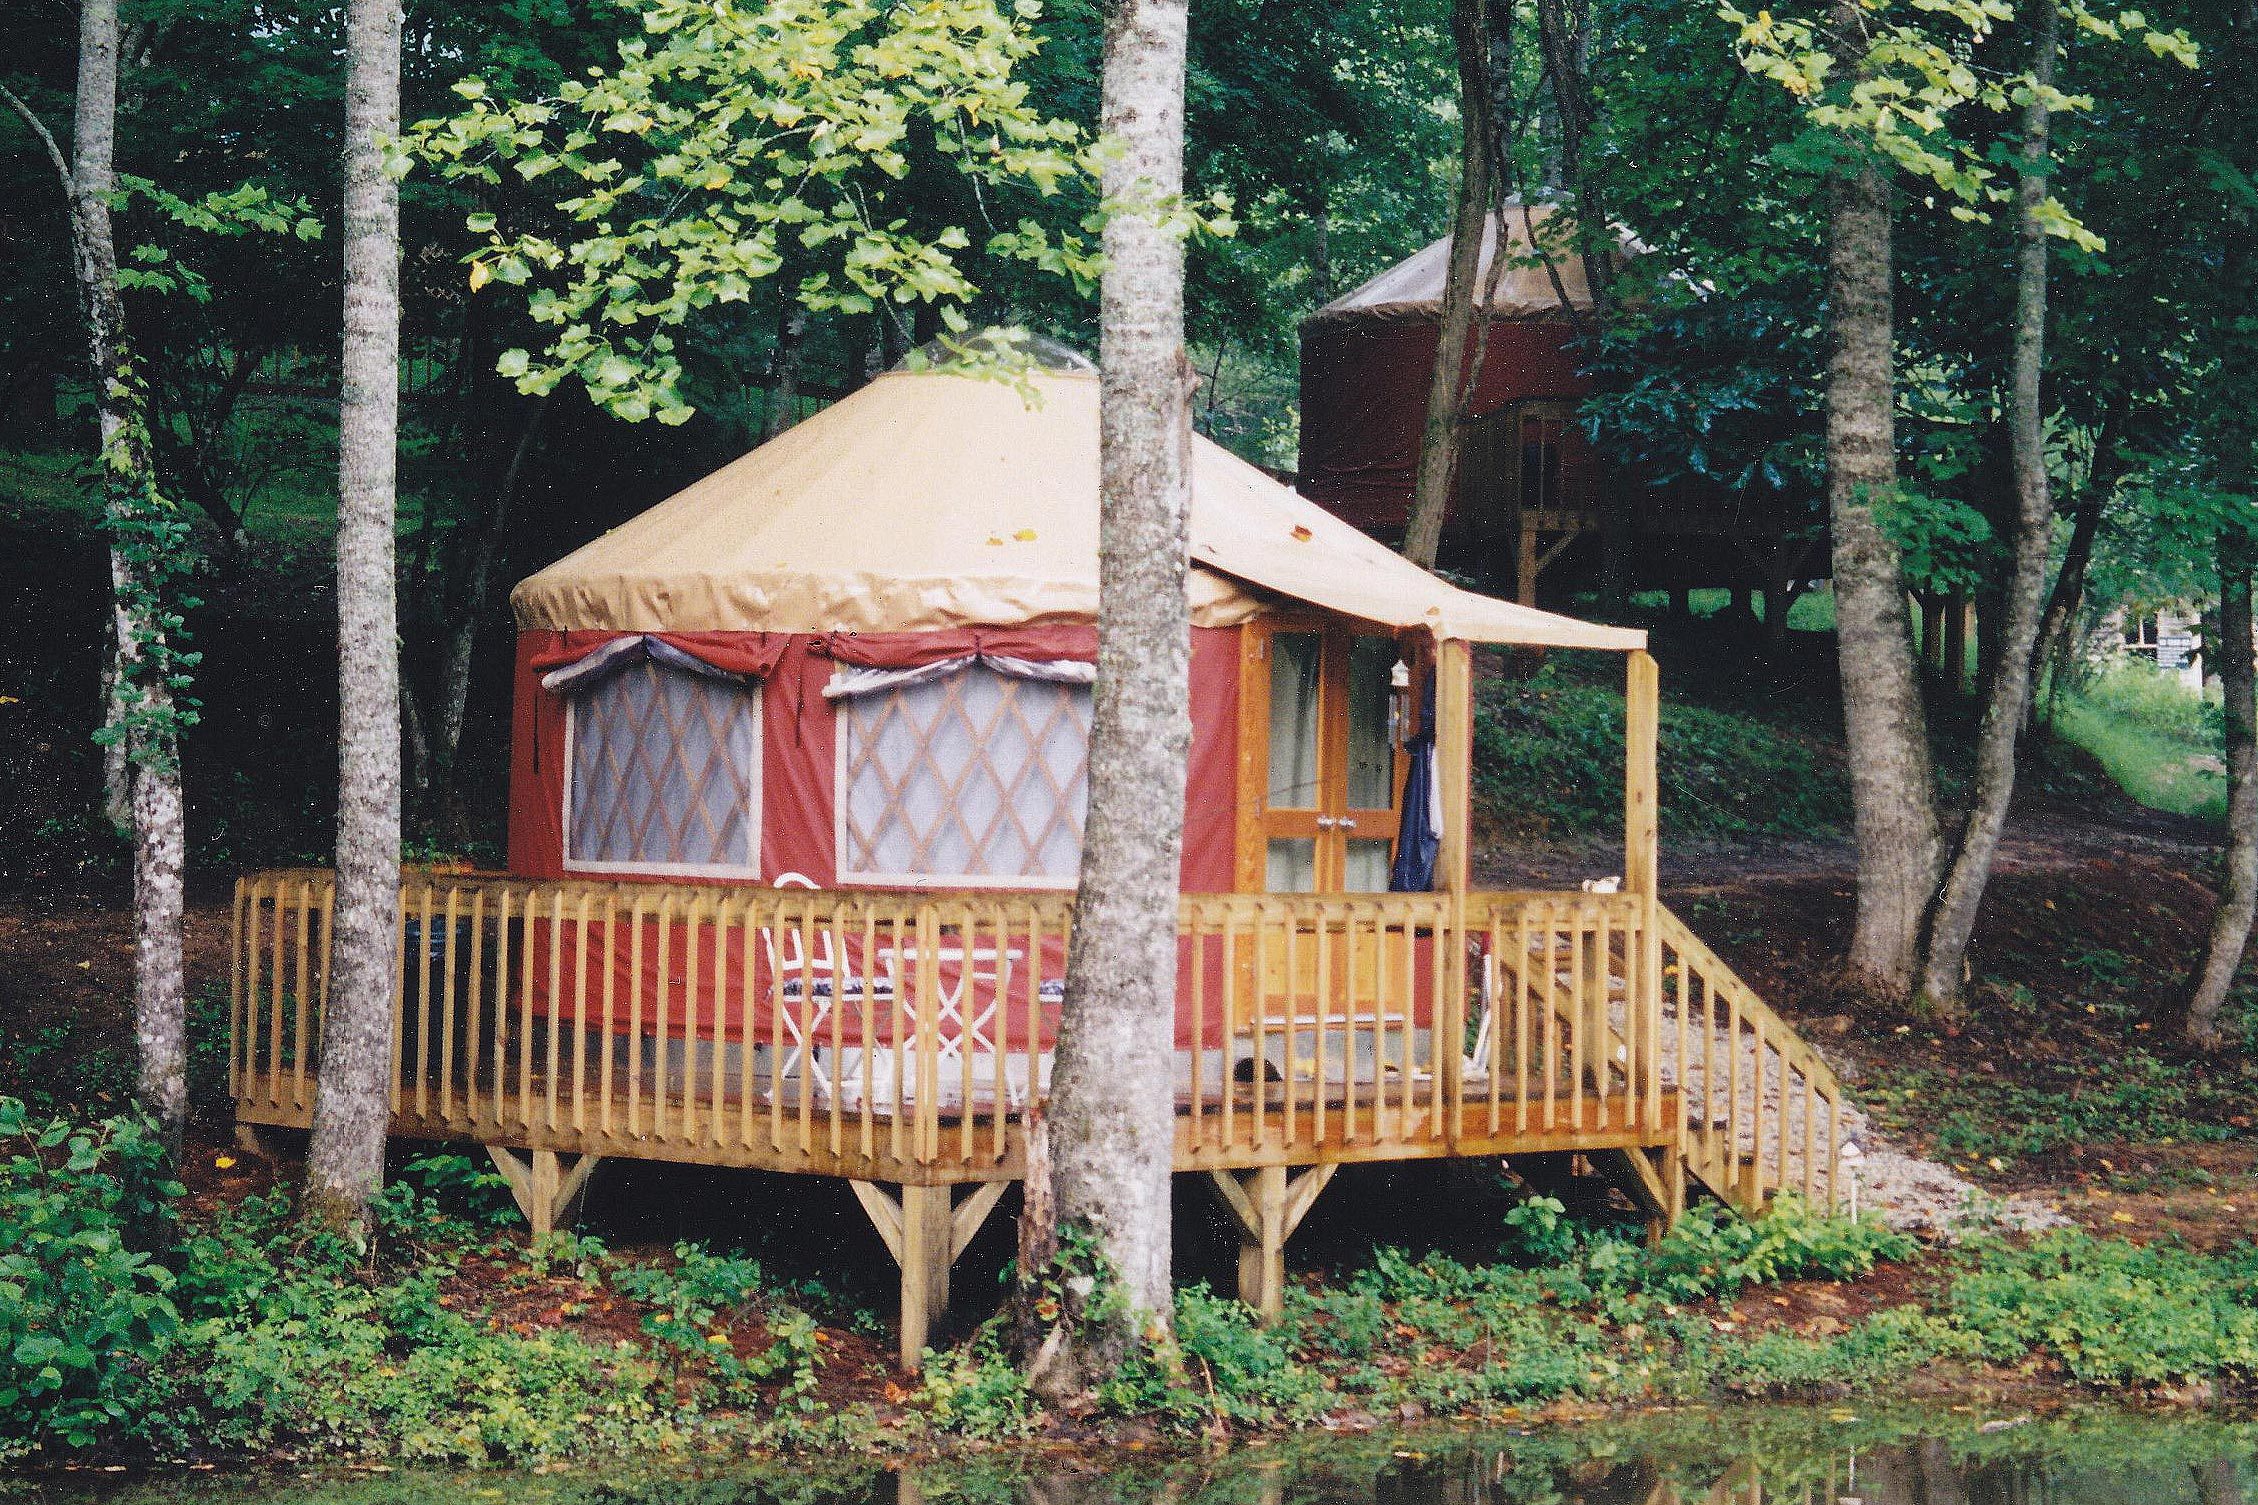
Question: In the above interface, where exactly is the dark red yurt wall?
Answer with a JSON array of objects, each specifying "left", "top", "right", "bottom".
[
  {"left": 507, "top": 625, "right": 1244, "bottom": 894},
  {"left": 1297, "top": 317, "right": 1591, "bottom": 538}
]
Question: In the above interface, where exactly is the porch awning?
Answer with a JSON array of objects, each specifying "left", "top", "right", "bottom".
[{"left": 1186, "top": 436, "right": 1645, "bottom": 651}]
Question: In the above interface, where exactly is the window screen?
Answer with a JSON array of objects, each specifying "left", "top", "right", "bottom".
[
  {"left": 566, "top": 660, "right": 761, "bottom": 875},
  {"left": 839, "top": 663, "right": 1091, "bottom": 884}
]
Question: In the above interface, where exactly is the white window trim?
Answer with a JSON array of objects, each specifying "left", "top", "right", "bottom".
[
  {"left": 560, "top": 670, "right": 764, "bottom": 880},
  {"left": 832, "top": 661, "right": 1088, "bottom": 890}
]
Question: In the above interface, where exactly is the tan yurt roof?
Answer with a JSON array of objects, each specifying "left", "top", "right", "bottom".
[
  {"left": 511, "top": 360, "right": 1642, "bottom": 652},
  {"left": 1307, "top": 201, "right": 1633, "bottom": 326}
]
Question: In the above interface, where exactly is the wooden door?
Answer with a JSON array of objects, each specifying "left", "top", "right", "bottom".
[{"left": 1249, "top": 625, "right": 1406, "bottom": 893}]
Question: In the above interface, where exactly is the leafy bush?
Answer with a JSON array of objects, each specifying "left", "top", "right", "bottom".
[
  {"left": 1699, "top": 1305, "right": 1977, "bottom": 1396},
  {"left": 1945, "top": 1234, "right": 2258, "bottom": 1385},
  {"left": 918, "top": 1327, "right": 1041, "bottom": 1439},
  {"left": 610, "top": 1242, "right": 823, "bottom": 1410},
  {"left": 1633, "top": 1198, "right": 1917, "bottom": 1303},
  {"left": 0, "top": 1100, "right": 181, "bottom": 1456}
]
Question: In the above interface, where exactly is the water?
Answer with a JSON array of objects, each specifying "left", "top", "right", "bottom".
[{"left": 25, "top": 1407, "right": 2257, "bottom": 1505}]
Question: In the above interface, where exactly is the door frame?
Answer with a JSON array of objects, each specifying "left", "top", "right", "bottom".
[{"left": 1233, "top": 617, "right": 1416, "bottom": 893}]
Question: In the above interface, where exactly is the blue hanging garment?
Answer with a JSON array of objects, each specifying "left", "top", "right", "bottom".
[{"left": 1389, "top": 671, "right": 1441, "bottom": 892}]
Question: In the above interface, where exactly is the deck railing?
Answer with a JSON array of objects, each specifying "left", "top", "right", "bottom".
[
  {"left": 1656, "top": 906, "right": 1844, "bottom": 1212},
  {"left": 233, "top": 870, "right": 1680, "bottom": 1182}
]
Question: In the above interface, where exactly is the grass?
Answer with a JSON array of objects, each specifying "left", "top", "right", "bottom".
[
  {"left": 2048, "top": 663, "right": 2226, "bottom": 822},
  {"left": 1474, "top": 656, "right": 1850, "bottom": 842}
]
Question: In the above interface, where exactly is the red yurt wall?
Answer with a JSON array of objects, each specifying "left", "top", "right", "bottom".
[
  {"left": 507, "top": 624, "right": 1244, "bottom": 893},
  {"left": 1297, "top": 317, "right": 1593, "bottom": 537}
]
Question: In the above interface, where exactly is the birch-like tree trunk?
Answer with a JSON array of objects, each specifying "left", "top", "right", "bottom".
[
  {"left": 1913, "top": 0, "right": 2061, "bottom": 1014},
  {"left": 1, "top": 0, "right": 192, "bottom": 1152},
  {"left": 1824, "top": 3, "right": 1940, "bottom": 998},
  {"left": 1401, "top": 0, "right": 1494, "bottom": 571},
  {"left": 1032, "top": 0, "right": 1193, "bottom": 1397},
  {"left": 305, "top": 0, "right": 404, "bottom": 1229},
  {"left": 2187, "top": 539, "right": 2257, "bottom": 1047}
]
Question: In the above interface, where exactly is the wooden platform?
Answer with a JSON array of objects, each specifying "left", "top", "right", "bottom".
[{"left": 229, "top": 869, "right": 1843, "bottom": 1366}]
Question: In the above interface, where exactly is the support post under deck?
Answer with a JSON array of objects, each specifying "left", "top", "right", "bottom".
[
  {"left": 487, "top": 1146, "right": 603, "bottom": 1238},
  {"left": 852, "top": 1179, "right": 1009, "bottom": 1371},
  {"left": 1208, "top": 1164, "right": 1336, "bottom": 1322}
]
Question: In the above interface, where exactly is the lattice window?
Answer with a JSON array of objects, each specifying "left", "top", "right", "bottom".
[
  {"left": 838, "top": 663, "right": 1091, "bottom": 885},
  {"left": 565, "top": 659, "right": 761, "bottom": 875}
]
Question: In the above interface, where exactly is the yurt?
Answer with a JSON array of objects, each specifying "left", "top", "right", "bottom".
[
  {"left": 505, "top": 339, "right": 1642, "bottom": 901},
  {"left": 1298, "top": 204, "right": 1608, "bottom": 591}
]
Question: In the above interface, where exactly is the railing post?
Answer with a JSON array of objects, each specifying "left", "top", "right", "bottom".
[
  {"left": 1442, "top": 890, "right": 1467, "bottom": 1148},
  {"left": 1625, "top": 651, "right": 1665, "bottom": 1140},
  {"left": 1435, "top": 638, "right": 1474, "bottom": 897}
]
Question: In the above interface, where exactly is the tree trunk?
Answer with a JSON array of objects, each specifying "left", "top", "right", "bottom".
[
  {"left": 10, "top": 0, "right": 195, "bottom": 1152},
  {"left": 1534, "top": 0, "right": 1612, "bottom": 319},
  {"left": 1822, "top": 28, "right": 1939, "bottom": 998},
  {"left": 2187, "top": 539, "right": 2257, "bottom": 1048},
  {"left": 1401, "top": 0, "right": 1494, "bottom": 571},
  {"left": 427, "top": 402, "right": 546, "bottom": 840},
  {"left": 1029, "top": 0, "right": 1193, "bottom": 1399},
  {"left": 765, "top": 306, "right": 807, "bottom": 438},
  {"left": 1913, "top": 0, "right": 2059, "bottom": 1015},
  {"left": 2026, "top": 486, "right": 2101, "bottom": 720},
  {"left": 305, "top": 0, "right": 403, "bottom": 1231}
]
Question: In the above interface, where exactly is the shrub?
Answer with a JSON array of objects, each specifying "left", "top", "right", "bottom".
[
  {"left": 1945, "top": 1234, "right": 2258, "bottom": 1385},
  {"left": 0, "top": 1099, "right": 182, "bottom": 1456},
  {"left": 1632, "top": 1197, "right": 1917, "bottom": 1304},
  {"left": 918, "top": 1327, "right": 1041, "bottom": 1439}
]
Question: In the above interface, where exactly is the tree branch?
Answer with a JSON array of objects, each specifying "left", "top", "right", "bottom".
[{"left": 0, "top": 80, "right": 75, "bottom": 195}]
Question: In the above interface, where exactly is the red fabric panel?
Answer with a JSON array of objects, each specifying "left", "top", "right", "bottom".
[
  {"left": 761, "top": 641, "right": 837, "bottom": 885},
  {"left": 822, "top": 625, "right": 1098, "bottom": 669},
  {"left": 510, "top": 630, "right": 834, "bottom": 883},
  {"left": 1179, "top": 626, "right": 1239, "bottom": 893},
  {"left": 508, "top": 631, "right": 569, "bottom": 879},
  {"left": 508, "top": 624, "right": 1221, "bottom": 890},
  {"left": 528, "top": 630, "right": 791, "bottom": 678},
  {"left": 1297, "top": 318, "right": 1592, "bottom": 536}
]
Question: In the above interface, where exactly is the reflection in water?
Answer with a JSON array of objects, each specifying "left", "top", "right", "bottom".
[{"left": 35, "top": 1408, "right": 2258, "bottom": 1505}]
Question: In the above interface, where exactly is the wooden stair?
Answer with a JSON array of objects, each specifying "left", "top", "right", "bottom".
[{"left": 1488, "top": 900, "right": 1849, "bottom": 1220}]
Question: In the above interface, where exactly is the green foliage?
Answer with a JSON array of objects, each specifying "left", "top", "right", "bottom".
[
  {"left": 1474, "top": 661, "right": 1850, "bottom": 840},
  {"left": 1874, "top": 485, "right": 1996, "bottom": 598},
  {"left": 2050, "top": 664, "right": 2226, "bottom": 822},
  {"left": 1633, "top": 1199, "right": 1918, "bottom": 1304},
  {"left": 1945, "top": 1234, "right": 2258, "bottom": 1384},
  {"left": 1870, "top": 1047, "right": 2246, "bottom": 1171},
  {"left": 611, "top": 1243, "right": 824, "bottom": 1412},
  {"left": 0, "top": 1101, "right": 181, "bottom": 1457},
  {"left": 410, "top": 0, "right": 1107, "bottom": 424},
  {"left": 1500, "top": 1194, "right": 1580, "bottom": 1263},
  {"left": 1722, "top": 0, "right": 2192, "bottom": 244},
  {"left": 1095, "top": 1284, "right": 1330, "bottom": 1427},
  {"left": 917, "top": 1326, "right": 1042, "bottom": 1438}
]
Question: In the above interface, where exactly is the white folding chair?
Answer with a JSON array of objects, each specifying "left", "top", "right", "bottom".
[
  {"left": 759, "top": 872, "right": 842, "bottom": 1101},
  {"left": 880, "top": 940, "right": 1025, "bottom": 1109}
]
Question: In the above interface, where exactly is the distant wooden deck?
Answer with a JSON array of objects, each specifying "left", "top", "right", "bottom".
[{"left": 230, "top": 869, "right": 1844, "bottom": 1365}]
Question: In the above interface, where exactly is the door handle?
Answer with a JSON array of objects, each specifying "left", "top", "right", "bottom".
[{"left": 1315, "top": 816, "right": 1359, "bottom": 831}]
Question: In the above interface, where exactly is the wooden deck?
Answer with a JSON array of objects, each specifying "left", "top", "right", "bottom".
[{"left": 230, "top": 869, "right": 1846, "bottom": 1364}]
